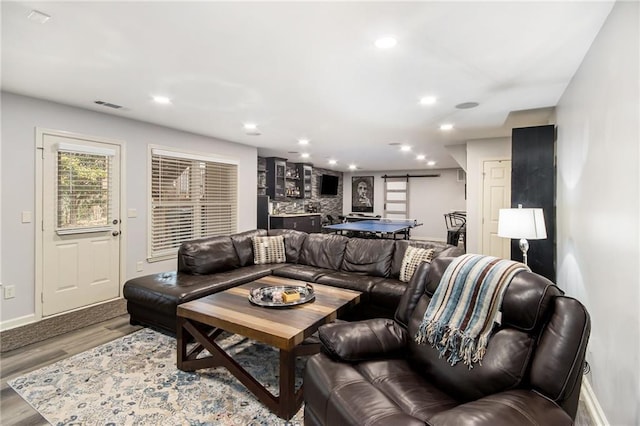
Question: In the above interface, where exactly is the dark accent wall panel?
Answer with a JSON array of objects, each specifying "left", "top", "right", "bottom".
[{"left": 511, "top": 125, "right": 556, "bottom": 281}]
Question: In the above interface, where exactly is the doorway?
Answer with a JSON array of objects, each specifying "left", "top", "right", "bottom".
[
  {"left": 37, "top": 129, "right": 123, "bottom": 317},
  {"left": 481, "top": 160, "right": 511, "bottom": 258}
]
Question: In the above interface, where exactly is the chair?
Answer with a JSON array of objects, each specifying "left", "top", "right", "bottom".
[
  {"left": 304, "top": 257, "right": 590, "bottom": 426},
  {"left": 444, "top": 211, "right": 466, "bottom": 246}
]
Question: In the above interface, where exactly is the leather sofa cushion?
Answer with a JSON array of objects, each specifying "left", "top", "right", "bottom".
[
  {"left": 316, "top": 271, "right": 383, "bottom": 294},
  {"left": 300, "top": 233, "right": 349, "bottom": 270},
  {"left": 341, "top": 238, "right": 395, "bottom": 277},
  {"left": 355, "top": 359, "right": 459, "bottom": 421},
  {"left": 177, "top": 235, "right": 240, "bottom": 275},
  {"left": 304, "top": 353, "right": 455, "bottom": 425},
  {"left": 230, "top": 229, "right": 267, "bottom": 266},
  {"left": 123, "top": 264, "right": 278, "bottom": 314},
  {"left": 408, "top": 295, "right": 536, "bottom": 402},
  {"left": 428, "top": 389, "right": 572, "bottom": 426},
  {"left": 272, "top": 264, "right": 333, "bottom": 282},
  {"left": 268, "top": 229, "right": 308, "bottom": 263},
  {"left": 370, "top": 279, "right": 407, "bottom": 310}
]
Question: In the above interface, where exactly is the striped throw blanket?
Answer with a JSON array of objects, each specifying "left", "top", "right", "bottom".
[{"left": 415, "top": 254, "right": 529, "bottom": 368}]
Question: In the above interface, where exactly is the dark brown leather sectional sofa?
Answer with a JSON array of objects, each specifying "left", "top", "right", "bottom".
[
  {"left": 304, "top": 257, "right": 591, "bottom": 425},
  {"left": 123, "top": 229, "right": 463, "bottom": 333}
]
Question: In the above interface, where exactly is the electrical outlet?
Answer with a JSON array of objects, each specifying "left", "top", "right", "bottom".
[
  {"left": 136, "top": 261, "right": 144, "bottom": 272},
  {"left": 4, "top": 285, "right": 16, "bottom": 299}
]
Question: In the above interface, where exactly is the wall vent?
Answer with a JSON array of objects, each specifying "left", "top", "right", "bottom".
[
  {"left": 457, "top": 169, "right": 467, "bottom": 182},
  {"left": 94, "top": 100, "right": 123, "bottom": 109}
]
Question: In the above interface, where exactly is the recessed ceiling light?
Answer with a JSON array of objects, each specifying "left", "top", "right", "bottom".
[
  {"left": 152, "top": 95, "right": 172, "bottom": 105},
  {"left": 298, "top": 138, "right": 310, "bottom": 145},
  {"left": 348, "top": 164, "right": 357, "bottom": 170},
  {"left": 243, "top": 123, "right": 257, "bottom": 130},
  {"left": 455, "top": 102, "right": 479, "bottom": 109},
  {"left": 27, "top": 10, "right": 51, "bottom": 24},
  {"left": 328, "top": 159, "right": 337, "bottom": 165},
  {"left": 374, "top": 36, "right": 397, "bottom": 49},
  {"left": 416, "top": 154, "right": 426, "bottom": 160},
  {"left": 400, "top": 145, "right": 411, "bottom": 152},
  {"left": 427, "top": 160, "right": 437, "bottom": 166},
  {"left": 301, "top": 153, "right": 310, "bottom": 159},
  {"left": 440, "top": 123, "right": 454, "bottom": 131},
  {"left": 419, "top": 96, "right": 437, "bottom": 106}
]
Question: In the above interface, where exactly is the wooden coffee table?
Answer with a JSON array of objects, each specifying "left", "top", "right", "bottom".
[{"left": 176, "top": 276, "right": 361, "bottom": 420}]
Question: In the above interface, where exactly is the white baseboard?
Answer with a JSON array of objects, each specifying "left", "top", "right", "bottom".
[
  {"left": 581, "top": 377, "right": 609, "bottom": 425},
  {"left": 0, "top": 313, "right": 36, "bottom": 332}
]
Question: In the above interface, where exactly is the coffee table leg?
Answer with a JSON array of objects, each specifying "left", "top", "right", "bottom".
[{"left": 279, "top": 349, "right": 299, "bottom": 420}]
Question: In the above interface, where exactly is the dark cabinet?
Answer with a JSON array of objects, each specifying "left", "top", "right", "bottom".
[
  {"left": 270, "top": 215, "right": 321, "bottom": 233},
  {"left": 297, "top": 163, "right": 313, "bottom": 199},
  {"left": 511, "top": 125, "right": 556, "bottom": 281},
  {"left": 265, "top": 157, "right": 286, "bottom": 199}
]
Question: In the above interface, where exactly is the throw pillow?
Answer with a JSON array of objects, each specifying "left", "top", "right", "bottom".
[
  {"left": 252, "top": 235, "right": 286, "bottom": 265},
  {"left": 399, "top": 246, "right": 435, "bottom": 282}
]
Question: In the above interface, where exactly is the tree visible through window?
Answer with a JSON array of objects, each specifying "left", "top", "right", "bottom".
[
  {"left": 57, "top": 151, "right": 111, "bottom": 229},
  {"left": 149, "top": 149, "right": 238, "bottom": 260}
]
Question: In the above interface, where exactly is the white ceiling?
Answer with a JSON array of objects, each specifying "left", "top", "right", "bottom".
[{"left": 1, "top": 1, "right": 614, "bottom": 172}]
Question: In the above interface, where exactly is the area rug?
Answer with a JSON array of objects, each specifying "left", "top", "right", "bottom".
[{"left": 9, "top": 328, "right": 305, "bottom": 425}]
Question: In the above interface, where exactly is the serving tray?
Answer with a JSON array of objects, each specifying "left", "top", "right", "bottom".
[{"left": 248, "top": 283, "right": 315, "bottom": 308}]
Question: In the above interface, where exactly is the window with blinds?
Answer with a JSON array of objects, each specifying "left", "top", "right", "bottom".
[
  {"left": 56, "top": 148, "right": 113, "bottom": 234},
  {"left": 149, "top": 149, "right": 238, "bottom": 261}
]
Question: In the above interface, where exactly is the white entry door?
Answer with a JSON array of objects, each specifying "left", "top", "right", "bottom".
[
  {"left": 481, "top": 160, "right": 511, "bottom": 258},
  {"left": 40, "top": 132, "right": 122, "bottom": 316}
]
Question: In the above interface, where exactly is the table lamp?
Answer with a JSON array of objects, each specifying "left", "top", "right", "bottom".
[{"left": 497, "top": 205, "right": 547, "bottom": 266}]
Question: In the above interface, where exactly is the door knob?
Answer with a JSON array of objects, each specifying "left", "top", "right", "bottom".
[{"left": 112, "top": 231, "right": 121, "bottom": 236}]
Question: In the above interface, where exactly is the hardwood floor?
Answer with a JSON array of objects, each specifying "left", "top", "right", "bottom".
[
  {"left": 1, "top": 314, "right": 593, "bottom": 425},
  {"left": 0, "top": 315, "right": 141, "bottom": 425}
]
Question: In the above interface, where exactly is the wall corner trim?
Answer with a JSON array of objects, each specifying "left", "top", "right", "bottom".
[{"left": 581, "top": 377, "right": 610, "bottom": 425}]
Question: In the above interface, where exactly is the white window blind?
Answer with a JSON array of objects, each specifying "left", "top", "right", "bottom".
[
  {"left": 56, "top": 150, "right": 112, "bottom": 233},
  {"left": 149, "top": 150, "right": 238, "bottom": 260}
]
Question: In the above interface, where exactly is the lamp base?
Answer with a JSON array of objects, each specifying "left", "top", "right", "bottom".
[{"left": 519, "top": 238, "right": 529, "bottom": 266}]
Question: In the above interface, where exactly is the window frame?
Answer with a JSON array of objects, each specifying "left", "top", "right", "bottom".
[{"left": 147, "top": 145, "right": 239, "bottom": 262}]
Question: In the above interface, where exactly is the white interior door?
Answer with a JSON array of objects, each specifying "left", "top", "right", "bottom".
[
  {"left": 41, "top": 133, "right": 121, "bottom": 316},
  {"left": 482, "top": 160, "right": 511, "bottom": 258},
  {"left": 384, "top": 178, "right": 409, "bottom": 219}
]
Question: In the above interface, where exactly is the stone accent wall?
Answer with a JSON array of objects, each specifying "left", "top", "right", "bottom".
[{"left": 313, "top": 166, "right": 343, "bottom": 222}]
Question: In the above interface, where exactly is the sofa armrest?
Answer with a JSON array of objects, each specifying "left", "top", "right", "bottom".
[
  {"left": 428, "top": 389, "right": 572, "bottom": 426},
  {"left": 318, "top": 318, "right": 407, "bottom": 362}
]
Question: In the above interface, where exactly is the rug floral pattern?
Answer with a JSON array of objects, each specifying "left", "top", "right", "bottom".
[{"left": 9, "top": 328, "right": 305, "bottom": 425}]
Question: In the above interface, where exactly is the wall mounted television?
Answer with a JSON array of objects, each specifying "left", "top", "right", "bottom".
[{"left": 320, "top": 174, "right": 339, "bottom": 195}]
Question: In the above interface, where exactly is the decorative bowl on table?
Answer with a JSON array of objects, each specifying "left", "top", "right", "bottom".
[{"left": 248, "top": 283, "right": 315, "bottom": 308}]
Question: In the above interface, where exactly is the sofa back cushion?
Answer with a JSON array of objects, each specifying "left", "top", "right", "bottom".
[
  {"left": 340, "top": 238, "right": 395, "bottom": 277},
  {"left": 177, "top": 235, "right": 240, "bottom": 275},
  {"left": 230, "top": 229, "right": 267, "bottom": 266},
  {"left": 268, "top": 229, "right": 308, "bottom": 263},
  {"left": 407, "top": 256, "right": 563, "bottom": 402},
  {"left": 300, "top": 233, "right": 349, "bottom": 270}
]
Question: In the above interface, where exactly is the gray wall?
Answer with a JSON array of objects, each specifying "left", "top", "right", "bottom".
[
  {"left": 1, "top": 92, "right": 258, "bottom": 325},
  {"left": 556, "top": 2, "right": 639, "bottom": 424}
]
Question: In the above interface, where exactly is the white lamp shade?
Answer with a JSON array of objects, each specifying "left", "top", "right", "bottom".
[{"left": 498, "top": 208, "right": 547, "bottom": 240}]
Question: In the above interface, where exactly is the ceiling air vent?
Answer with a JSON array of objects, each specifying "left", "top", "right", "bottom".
[{"left": 94, "top": 100, "right": 123, "bottom": 109}]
